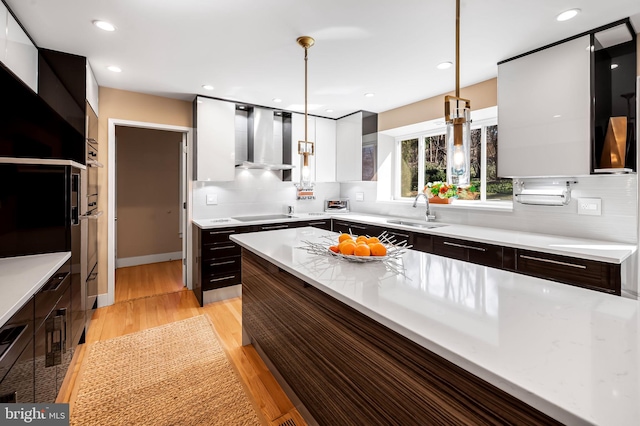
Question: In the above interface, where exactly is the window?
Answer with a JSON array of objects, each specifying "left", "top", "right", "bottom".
[{"left": 396, "top": 120, "right": 512, "bottom": 202}]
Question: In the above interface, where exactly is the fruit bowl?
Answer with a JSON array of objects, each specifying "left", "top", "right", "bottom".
[{"left": 302, "top": 232, "right": 411, "bottom": 264}]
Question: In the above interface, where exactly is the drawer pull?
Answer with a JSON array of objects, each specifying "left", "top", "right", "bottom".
[
  {"left": 209, "top": 230, "right": 235, "bottom": 235},
  {"left": 519, "top": 255, "right": 586, "bottom": 269},
  {"left": 337, "top": 222, "right": 365, "bottom": 230},
  {"left": 209, "top": 245, "right": 235, "bottom": 251},
  {"left": 308, "top": 221, "right": 326, "bottom": 226},
  {"left": 261, "top": 225, "right": 288, "bottom": 230},
  {"left": 210, "top": 260, "right": 235, "bottom": 267},
  {"left": 443, "top": 241, "right": 486, "bottom": 252},
  {"left": 210, "top": 275, "right": 235, "bottom": 282}
]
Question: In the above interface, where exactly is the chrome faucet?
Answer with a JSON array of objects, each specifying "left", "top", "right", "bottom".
[{"left": 413, "top": 193, "right": 436, "bottom": 222}]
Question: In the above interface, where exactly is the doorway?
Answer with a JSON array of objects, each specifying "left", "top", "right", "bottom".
[
  {"left": 114, "top": 126, "right": 185, "bottom": 302},
  {"left": 107, "top": 119, "right": 193, "bottom": 307}
]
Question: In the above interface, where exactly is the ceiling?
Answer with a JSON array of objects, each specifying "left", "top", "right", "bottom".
[{"left": 6, "top": 0, "right": 640, "bottom": 119}]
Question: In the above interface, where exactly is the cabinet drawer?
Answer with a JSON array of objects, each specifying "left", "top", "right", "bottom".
[
  {"left": 384, "top": 228, "right": 413, "bottom": 246},
  {"left": 251, "top": 223, "right": 290, "bottom": 232},
  {"left": 332, "top": 220, "right": 368, "bottom": 235},
  {"left": 202, "top": 228, "right": 242, "bottom": 245},
  {"left": 433, "top": 237, "right": 503, "bottom": 269},
  {"left": 516, "top": 250, "right": 620, "bottom": 294},
  {"left": 35, "top": 260, "right": 71, "bottom": 330},
  {"left": 413, "top": 233, "right": 433, "bottom": 253},
  {"left": 202, "top": 256, "right": 241, "bottom": 276},
  {"left": 202, "top": 242, "right": 241, "bottom": 260},
  {"left": 433, "top": 236, "right": 467, "bottom": 261},
  {"left": 202, "top": 271, "right": 241, "bottom": 291}
]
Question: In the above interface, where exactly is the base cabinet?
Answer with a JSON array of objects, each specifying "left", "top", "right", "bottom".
[
  {"left": 242, "top": 249, "right": 560, "bottom": 425},
  {"left": 515, "top": 249, "right": 621, "bottom": 295}
]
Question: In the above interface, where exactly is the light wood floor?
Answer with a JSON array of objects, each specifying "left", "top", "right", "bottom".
[
  {"left": 114, "top": 259, "right": 184, "bottom": 303},
  {"left": 59, "top": 262, "right": 306, "bottom": 426}
]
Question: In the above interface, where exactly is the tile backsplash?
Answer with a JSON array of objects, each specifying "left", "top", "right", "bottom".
[
  {"left": 192, "top": 169, "right": 340, "bottom": 219},
  {"left": 341, "top": 175, "right": 638, "bottom": 244}
]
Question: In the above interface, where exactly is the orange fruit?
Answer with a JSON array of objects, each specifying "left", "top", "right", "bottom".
[
  {"left": 339, "top": 239, "right": 356, "bottom": 250},
  {"left": 340, "top": 242, "right": 356, "bottom": 255},
  {"left": 356, "top": 235, "right": 368, "bottom": 243},
  {"left": 338, "top": 233, "right": 353, "bottom": 243},
  {"left": 356, "top": 241, "right": 368, "bottom": 246},
  {"left": 354, "top": 244, "right": 371, "bottom": 257},
  {"left": 370, "top": 243, "right": 387, "bottom": 257},
  {"left": 329, "top": 245, "right": 339, "bottom": 253},
  {"left": 366, "top": 236, "right": 380, "bottom": 244}
]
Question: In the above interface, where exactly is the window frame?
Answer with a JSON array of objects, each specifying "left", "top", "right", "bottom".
[{"left": 394, "top": 117, "right": 504, "bottom": 203}]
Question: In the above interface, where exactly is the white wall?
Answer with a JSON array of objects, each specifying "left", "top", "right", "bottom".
[
  {"left": 192, "top": 169, "right": 340, "bottom": 219},
  {"left": 341, "top": 175, "right": 637, "bottom": 244}
]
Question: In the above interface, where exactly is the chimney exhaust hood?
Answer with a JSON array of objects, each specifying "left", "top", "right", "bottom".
[{"left": 236, "top": 107, "right": 293, "bottom": 170}]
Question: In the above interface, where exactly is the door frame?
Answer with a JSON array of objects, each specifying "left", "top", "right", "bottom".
[{"left": 106, "top": 118, "right": 193, "bottom": 307}]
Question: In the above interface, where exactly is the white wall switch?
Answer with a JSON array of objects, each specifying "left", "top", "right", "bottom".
[
  {"left": 356, "top": 192, "right": 364, "bottom": 201},
  {"left": 206, "top": 194, "right": 218, "bottom": 205},
  {"left": 577, "top": 198, "right": 601, "bottom": 216}
]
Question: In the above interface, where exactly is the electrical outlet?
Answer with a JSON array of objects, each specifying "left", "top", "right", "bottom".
[
  {"left": 577, "top": 198, "right": 601, "bottom": 216},
  {"left": 356, "top": 192, "right": 364, "bottom": 201},
  {"left": 206, "top": 194, "right": 218, "bottom": 205}
]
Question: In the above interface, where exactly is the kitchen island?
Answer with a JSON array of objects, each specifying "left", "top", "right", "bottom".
[{"left": 232, "top": 227, "right": 639, "bottom": 426}]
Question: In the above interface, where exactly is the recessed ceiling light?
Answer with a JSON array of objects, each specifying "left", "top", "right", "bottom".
[
  {"left": 553, "top": 114, "right": 562, "bottom": 118},
  {"left": 272, "top": 98, "right": 282, "bottom": 103},
  {"left": 93, "top": 20, "right": 116, "bottom": 31},
  {"left": 556, "top": 9, "right": 580, "bottom": 22},
  {"left": 437, "top": 61, "right": 453, "bottom": 70},
  {"left": 325, "top": 109, "right": 333, "bottom": 113},
  {"left": 107, "top": 65, "right": 121, "bottom": 73},
  {"left": 611, "top": 63, "right": 619, "bottom": 69},
  {"left": 238, "top": 106, "right": 246, "bottom": 110},
  {"left": 364, "top": 93, "right": 375, "bottom": 97},
  {"left": 202, "top": 85, "right": 214, "bottom": 90}
]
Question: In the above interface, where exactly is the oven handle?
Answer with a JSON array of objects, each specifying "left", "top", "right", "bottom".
[
  {"left": 87, "top": 159, "right": 104, "bottom": 168},
  {"left": 80, "top": 211, "right": 104, "bottom": 220}
]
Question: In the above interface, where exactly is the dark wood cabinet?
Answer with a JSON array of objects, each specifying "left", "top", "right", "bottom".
[
  {"left": 289, "top": 219, "right": 332, "bottom": 230},
  {"left": 0, "top": 298, "right": 34, "bottom": 403},
  {"left": 515, "top": 249, "right": 621, "bottom": 295},
  {"left": 0, "top": 64, "right": 83, "bottom": 162},
  {"left": 330, "top": 218, "right": 622, "bottom": 295},
  {"left": 194, "top": 226, "right": 252, "bottom": 306},
  {"left": 242, "top": 249, "right": 560, "bottom": 425}
]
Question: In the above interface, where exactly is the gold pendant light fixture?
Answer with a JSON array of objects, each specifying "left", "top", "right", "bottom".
[
  {"left": 445, "top": 0, "right": 471, "bottom": 186},
  {"left": 296, "top": 35, "right": 316, "bottom": 198}
]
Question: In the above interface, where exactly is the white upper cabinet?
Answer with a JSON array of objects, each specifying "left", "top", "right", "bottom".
[
  {"left": 315, "top": 117, "right": 337, "bottom": 182},
  {"left": 498, "top": 35, "right": 591, "bottom": 177},
  {"left": 86, "top": 62, "right": 99, "bottom": 116},
  {"left": 194, "top": 97, "right": 236, "bottom": 181},
  {"left": 336, "top": 112, "right": 363, "bottom": 181},
  {"left": 2, "top": 8, "right": 38, "bottom": 93}
]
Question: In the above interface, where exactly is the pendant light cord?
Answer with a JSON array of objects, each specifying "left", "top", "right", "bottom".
[{"left": 455, "top": 0, "right": 460, "bottom": 98}]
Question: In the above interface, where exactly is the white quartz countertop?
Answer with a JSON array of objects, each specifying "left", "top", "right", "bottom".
[
  {"left": 231, "top": 227, "right": 640, "bottom": 426},
  {"left": 194, "top": 212, "right": 635, "bottom": 264},
  {"left": 192, "top": 212, "right": 331, "bottom": 229},
  {"left": 0, "top": 252, "right": 71, "bottom": 328}
]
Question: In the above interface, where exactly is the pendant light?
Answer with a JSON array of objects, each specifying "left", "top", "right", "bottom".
[
  {"left": 445, "top": 0, "right": 471, "bottom": 186},
  {"left": 295, "top": 36, "right": 316, "bottom": 199}
]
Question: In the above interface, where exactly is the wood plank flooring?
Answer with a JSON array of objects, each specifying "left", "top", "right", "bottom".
[
  {"left": 60, "top": 261, "right": 305, "bottom": 426},
  {"left": 114, "top": 259, "right": 184, "bottom": 303}
]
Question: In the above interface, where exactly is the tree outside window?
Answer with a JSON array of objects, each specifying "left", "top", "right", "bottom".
[{"left": 396, "top": 122, "right": 512, "bottom": 202}]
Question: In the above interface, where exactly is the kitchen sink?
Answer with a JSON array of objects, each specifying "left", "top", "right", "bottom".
[{"left": 386, "top": 219, "right": 447, "bottom": 229}]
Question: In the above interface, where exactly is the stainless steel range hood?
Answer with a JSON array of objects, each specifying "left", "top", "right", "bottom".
[{"left": 236, "top": 107, "right": 293, "bottom": 170}]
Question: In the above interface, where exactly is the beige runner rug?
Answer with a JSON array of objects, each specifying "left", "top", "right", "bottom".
[{"left": 70, "top": 315, "right": 261, "bottom": 426}]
